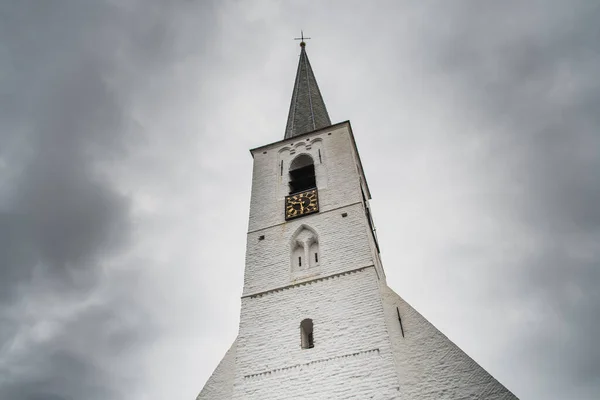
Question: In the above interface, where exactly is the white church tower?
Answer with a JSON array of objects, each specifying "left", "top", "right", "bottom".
[{"left": 197, "top": 40, "right": 519, "bottom": 400}]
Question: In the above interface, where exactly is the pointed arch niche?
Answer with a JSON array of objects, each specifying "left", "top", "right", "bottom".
[{"left": 290, "top": 225, "right": 321, "bottom": 277}]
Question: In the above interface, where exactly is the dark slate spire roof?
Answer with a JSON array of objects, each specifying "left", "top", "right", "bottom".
[{"left": 284, "top": 42, "right": 332, "bottom": 139}]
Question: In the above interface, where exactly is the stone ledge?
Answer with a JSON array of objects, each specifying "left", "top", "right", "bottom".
[
  {"left": 247, "top": 201, "right": 364, "bottom": 235},
  {"left": 244, "top": 348, "right": 381, "bottom": 381},
  {"left": 242, "top": 265, "right": 374, "bottom": 299}
]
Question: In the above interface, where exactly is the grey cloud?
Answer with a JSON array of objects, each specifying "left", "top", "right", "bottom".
[
  {"left": 0, "top": 292, "right": 153, "bottom": 400},
  {"left": 2, "top": 349, "right": 118, "bottom": 400},
  {"left": 315, "top": 2, "right": 600, "bottom": 398},
  {"left": 2, "top": 1, "right": 599, "bottom": 399},
  {"left": 1, "top": 2, "right": 131, "bottom": 296},
  {"left": 402, "top": 2, "right": 600, "bottom": 398},
  {"left": 0, "top": 1, "right": 216, "bottom": 399}
]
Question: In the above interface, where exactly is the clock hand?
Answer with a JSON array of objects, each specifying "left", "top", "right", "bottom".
[{"left": 288, "top": 199, "right": 302, "bottom": 212}]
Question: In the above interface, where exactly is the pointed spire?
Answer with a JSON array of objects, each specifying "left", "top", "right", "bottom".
[{"left": 284, "top": 38, "right": 332, "bottom": 139}]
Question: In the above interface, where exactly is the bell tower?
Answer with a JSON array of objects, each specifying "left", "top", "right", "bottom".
[{"left": 196, "top": 40, "right": 519, "bottom": 400}]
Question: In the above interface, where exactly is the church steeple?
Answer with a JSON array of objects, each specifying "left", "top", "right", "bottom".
[
  {"left": 284, "top": 38, "right": 332, "bottom": 139},
  {"left": 197, "top": 35, "right": 520, "bottom": 400}
]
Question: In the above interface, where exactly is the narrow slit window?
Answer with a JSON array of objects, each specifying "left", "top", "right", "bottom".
[
  {"left": 362, "top": 187, "right": 380, "bottom": 253},
  {"left": 314, "top": 253, "right": 318, "bottom": 263},
  {"left": 300, "top": 319, "right": 314, "bottom": 349},
  {"left": 397, "top": 307, "right": 405, "bottom": 338},
  {"left": 298, "top": 256, "right": 302, "bottom": 267}
]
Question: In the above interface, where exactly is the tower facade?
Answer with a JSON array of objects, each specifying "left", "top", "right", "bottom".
[{"left": 197, "top": 42, "right": 518, "bottom": 400}]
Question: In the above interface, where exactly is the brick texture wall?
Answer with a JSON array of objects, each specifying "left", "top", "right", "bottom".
[
  {"left": 233, "top": 267, "right": 400, "bottom": 400},
  {"left": 196, "top": 340, "right": 236, "bottom": 400},
  {"left": 248, "top": 124, "right": 364, "bottom": 234},
  {"left": 196, "top": 122, "right": 519, "bottom": 399},
  {"left": 381, "top": 285, "right": 518, "bottom": 399},
  {"left": 243, "top": 202, "right": 375, "bottom": 295}
]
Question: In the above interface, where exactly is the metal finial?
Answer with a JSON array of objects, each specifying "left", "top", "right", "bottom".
[{"left": 294, "top": 30, "right": 311, "bottom": 47}]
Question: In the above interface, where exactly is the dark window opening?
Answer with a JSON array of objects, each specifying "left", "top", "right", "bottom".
[
  {"left": 298, "top": 256, "right": 302, "bottom": 267},
  {"left": 300, "top": 319, "right": 314, "bottom": 349},
  {"left": 289, "top": 154, "right": 316, "bottom": 194},
  {"left": 314, "top": 253, "right": 318, "bottom": 263},
  {"left": 396, "top": 307, "right": 405, "bottom": 338},
  {"left": 361, "top": 187, "right": 380, "bottom": 253},
  {"left": 289, "top": 164, "right": 315, "bottom": 194}
]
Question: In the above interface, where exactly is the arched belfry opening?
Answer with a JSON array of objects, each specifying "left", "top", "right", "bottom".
[
  {"left": 291, "top": 225, "right": 320, "bottom": 272},
  {"left": 289, "top": 154, "right": 316, "bottom": 194}
]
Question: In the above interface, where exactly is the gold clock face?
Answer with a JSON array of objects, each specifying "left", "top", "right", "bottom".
[{"left": 285, "top": 188, "right": 319, "bottom": 220}]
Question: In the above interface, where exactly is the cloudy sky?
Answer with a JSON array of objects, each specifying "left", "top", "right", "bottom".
[{"left": 1, "top": 1, "right": 599, "bottom": 399}]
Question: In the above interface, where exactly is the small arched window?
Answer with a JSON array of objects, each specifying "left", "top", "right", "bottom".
[
  {"left": 309, "top": 241, "right": 319, "bottom": 267},
  {"left": 293, "top": 244, "right": 304, "bottom": 270},
  {"left": 289, "top": 154, "right": 316, "bottom": 194},
  {"left": 300, "top": 319, "right": 314, "bottom": 349}
]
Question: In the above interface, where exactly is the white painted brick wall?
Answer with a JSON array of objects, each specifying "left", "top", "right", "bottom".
[
  {"left": 244, "top": 123, "right": 381, "bottom": 295},
  {"left": 232, "top": 267, "right": 401, "bottom": 400},
  {"left": 196, "top": 122, "right": 519, "bottom": 399},
  {"left": 248, "top": 124, "right": 364, "bottom": 233},
  {"left": 196, "top": 340, "right": 237, "bottom": 400},
  {"left": 243, "top": 202, "right": 375, "bottom": 295},
  {"left": 227, "top": 123, "right": 403, "bottom": 399},
  {"left": 380, "top": 285, "right": 518, "bottom": 399}
]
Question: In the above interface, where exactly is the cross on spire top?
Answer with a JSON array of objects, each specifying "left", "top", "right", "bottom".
[{"left": 294, "top": 30, "right": 311, "bottom": 47}]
